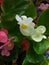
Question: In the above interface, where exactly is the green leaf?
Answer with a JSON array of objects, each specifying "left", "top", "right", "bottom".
[
  {"left": 26, "top": 42, "right": 44, "bottom": 63},
  {"left": 41, "top": 59, "right": 49, "bottom": 65},
  {"left": 1, "top": 0, "right": 37, "bottom": 35},
  {"left": 22, "top": 58, "right": 38, "bottom": 65},
  {"left": 22, "top": 58, "right": 29, "bottom": 65},
  {"left": 24, "top": 0, "right": 37, "bottom": 18},
  {"left": 3, "top": 0, "right": 27, "bottom": 12},
  {"left": 37, "top": 8, "right": 49, "bottom": 35},
  {"left": 41, "top": 61, "right": 48, "bottom": 65},
  {"left": 33, "top": 39, "right": 49, "bottom": 54},
  {"left": 1, "top": 0, "right": 28, "bottom": 32},
  {"left": 2, "top": 0, "right": 28, "bottom": 21}
]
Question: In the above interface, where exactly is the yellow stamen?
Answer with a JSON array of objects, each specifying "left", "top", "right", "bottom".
[
  {"left": 21, "top": 24, "right": 27, "bottom": 29},
  {"left": 8, "top": 43, "right": 12, "bottom": 47}
]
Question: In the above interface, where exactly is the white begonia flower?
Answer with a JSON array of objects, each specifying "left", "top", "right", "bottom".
[
  {"left": 31, "top": 26, "right": 46, "bottom": 42},
  {"left": 15, "top": 15, "right": 35, "bottom": 36}
]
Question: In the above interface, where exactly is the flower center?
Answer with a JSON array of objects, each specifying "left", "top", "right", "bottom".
[
  {"left": 8, "top": 43, "right": 12, "bottom": 47},
  {"left": 21, "top": 24, "right": 27, "bottom": 29}
]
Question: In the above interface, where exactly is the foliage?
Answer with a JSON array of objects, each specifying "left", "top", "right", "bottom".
[{"left": 0, "top": 0, "right": 49, "bottom": 65}]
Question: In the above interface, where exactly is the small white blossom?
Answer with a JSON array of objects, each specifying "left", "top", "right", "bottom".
[
  {"left": 15, "top": 15, "right": 35, "bottom": 36},
  {"left": 31, "top": 26, "right": 46, "bottom": 42}
]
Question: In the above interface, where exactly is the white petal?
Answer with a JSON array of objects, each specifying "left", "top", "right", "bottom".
[
  {"left": 30, "top": 22, "right": 35, "bottom": 27},
  {"left": 15, "top": 15, "right": 22, "bottom": 22},
  {"left": 20, "top": 27, "right": 30, "bottom": 36},
  {"left": 36, "top": 26, "right": 46, "bottom": 34},
  {"left": 21, "top": 15, "right": 27, "bottom": 20},
  {"left": 27, "top": 17, "right": 33, "bottom": 22},
  {"left": 31, "top": 31, "right": 43, "bottom": 42},
  {"left": 20, "top": 26, "right": 34, "bottom": 36},
  {"left": 22, "top": 17, "right": 34, "bottom": 25},
  {"left": 20, "top": 17, "right": 33, "bottom": 25},
  {"left": 42, "top": 35, "right": 47, "bottom": 39}
]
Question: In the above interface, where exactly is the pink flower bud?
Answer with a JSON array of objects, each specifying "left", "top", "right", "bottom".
[{"left": 39, "top": 3, "right": 49, "bottom": 11}]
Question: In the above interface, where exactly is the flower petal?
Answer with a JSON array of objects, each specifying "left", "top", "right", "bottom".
[
  {"left": 27, "top": 17, "right": 33, "bottom": 23},
  {"left": 0, "top": 37, "right": 15, "bottom": 49},
  {"left": 30, "top": 22, "right": 35, "bottom": 27},
  {"left": 1, "top": 50, "right": 10, "bottom": 56},
  {"left": 31, "top": 31, "right": 43, "bottom": 42},
  {"left": 20, "top": 26, "right": 34, "bottom": 36},
  {"left": 21, "top": 15, "right": 27, "bottom": 20},
  {"left": 42, "top": 35, "right": 47, "bottom": 39},
  {"left": 1, "top": 29, "right": 8, "bottom": 35},
  {"left": 3, "top": 42, "right": 14, "bottom": 51},
  {"left": 15, "top": 15, "right": 22, "bottom": 24},
  {"left": 20, "top": 28, "right": 30, "bottom": 36},
  {"left": 0, "top": 31, "right": 8, "bottom": 43},
  {"left": 36, "top": 26, "right": 46, "bottom": 34}
]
